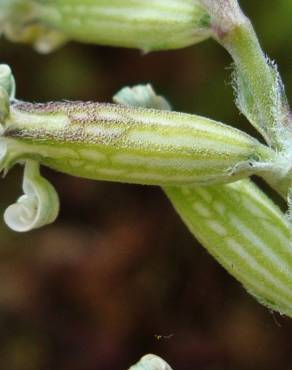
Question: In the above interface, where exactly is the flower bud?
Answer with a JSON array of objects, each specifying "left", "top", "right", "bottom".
[
  {"left": 1, "top": 100, "right": 274, "bottom": 186},
  {"left": 166, "top": 180, "right": 292, "bottom": 317},
  {"left": 1, "top": 0, "right": 211, "bottom": 52},
  {"left": 123, "top": 83, "right": 292, "bottom": 318}
]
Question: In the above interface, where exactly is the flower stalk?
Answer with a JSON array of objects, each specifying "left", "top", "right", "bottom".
[{"left": 199, "top": 0, "right": 292, "bottom": 151}]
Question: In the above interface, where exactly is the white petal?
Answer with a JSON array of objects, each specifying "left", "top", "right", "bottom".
[
  {"left": 129, "top": 354, "right": 173, "bottom": 370},
  {"left": 4, "top": 160, "right": 59, "bottom": 232}
]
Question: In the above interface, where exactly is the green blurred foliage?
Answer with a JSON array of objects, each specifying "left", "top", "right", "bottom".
[{"left": 0, "top": 1, "right": 292, "bottom": 370}]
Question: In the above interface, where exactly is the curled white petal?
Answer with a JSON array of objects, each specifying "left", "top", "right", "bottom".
[
  {"left": 113, "top": 84, "right": 171, "bottom": 111},
  {"left": 129, "top": 354, "right": 172, "bottom": 370},
  {"left": 129, "top": 354, "right": 173, "bottom": 370},
  {"left": 4, "top": 160, "right": 59, "bottom": 232}
]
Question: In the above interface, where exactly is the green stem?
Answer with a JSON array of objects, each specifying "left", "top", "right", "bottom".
[
  {"left": 221, "top": 23, "right": 288, "bottom": 148},
  {"left": 198, "top": 0, "right": 292, "bottom": 198},
  {"left": 200, "top": 0, "right": 291, "bottom": 149}
]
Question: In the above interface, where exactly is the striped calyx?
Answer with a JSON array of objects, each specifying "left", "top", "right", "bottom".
[
  {"left": 115, "top": 84, "right": 292, "bottom": 318},
  {"left": 166, "top": 180, "right": 292, "bottom": 317},
  {"left": 161, "top": 100, "right": 292, "bottom": 314},
  {"left": 2, "top": 100, "right": 273, "bottom": 186},
  {"left": 1, "top": 0, "right": 211, "bottom": 52}
]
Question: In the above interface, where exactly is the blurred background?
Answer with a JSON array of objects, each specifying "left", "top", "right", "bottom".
[{"left": 0, "top": 1, "right": 292, "bottom": 369}]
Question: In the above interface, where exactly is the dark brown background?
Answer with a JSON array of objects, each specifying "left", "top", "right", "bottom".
[{"left": 0, "top": 1, "right": 292, "bottom": 369}]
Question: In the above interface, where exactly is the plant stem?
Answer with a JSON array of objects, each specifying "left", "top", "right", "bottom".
[{"left": 200, "top": 0, "right": 291, "bottom": 150}]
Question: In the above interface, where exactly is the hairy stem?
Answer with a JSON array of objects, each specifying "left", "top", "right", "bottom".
[{"left": 200, "top": 0, "right": 291, "bottom": 149}]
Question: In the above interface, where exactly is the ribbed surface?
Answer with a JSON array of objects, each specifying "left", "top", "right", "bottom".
[
  {"left": 166, "top": 180, "right": 292, "bottom": 317},
  {"left": 5, "top": 101, "right": 272, "bottom": 185},
  {"left": 36, "top": 0, "right": 211, "bottom": 50}
]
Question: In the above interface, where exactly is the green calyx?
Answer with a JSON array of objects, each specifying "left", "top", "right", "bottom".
[
  {"left": 0, "top": 0, "right": 211, "bottom": 52},
  {"left": 0, "top": 64, "right": 281, "bottom": 235},
  {"left": 2, "top": 100, "right": 274, "bottom": 187}
]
